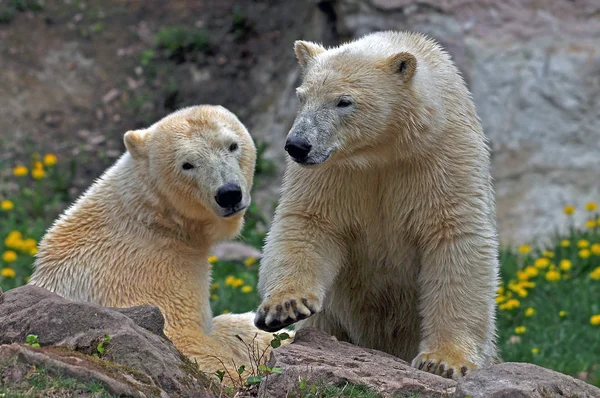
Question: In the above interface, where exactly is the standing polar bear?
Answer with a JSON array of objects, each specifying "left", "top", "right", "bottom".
[
  {"left": 255, "top": 31, "right": 499, "bottom": 379},
  {"left": 29, "top": 105, "right": 279, "bottom": 382}
]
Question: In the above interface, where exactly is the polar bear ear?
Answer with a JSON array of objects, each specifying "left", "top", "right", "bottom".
[
  {"left": 124, "top": 129, "right": 149, "bottom": 160},
  {"left": 294, "top": 40, "right": 325, "bottom": 69},
  {"left": 382, "top": 52, "right": 417, "bottom": 83}
]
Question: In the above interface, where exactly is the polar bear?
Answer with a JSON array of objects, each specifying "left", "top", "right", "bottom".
[
  {"left": 254, "top": 31, "right": 499, "bottom": 379},
  {"left": 29, "top": 105, "right": 279, "bottom": 383}
]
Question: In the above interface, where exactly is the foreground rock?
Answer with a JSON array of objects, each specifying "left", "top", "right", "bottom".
[
  {"left": 0, "top": 285, "right": 218, "bottom": 397},
  {"left": 261, "top": 328, "right": 600, "bottom": 398}
]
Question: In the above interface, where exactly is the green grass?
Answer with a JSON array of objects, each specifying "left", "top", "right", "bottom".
[
  {"left": 1, "top": 150, "right": 599, "bottom": 388},
  {"left": 155, "top": 25, "right": 211, "bottom": 61}
]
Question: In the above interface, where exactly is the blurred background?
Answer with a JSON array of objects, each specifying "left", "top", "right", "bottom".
[{"left": 0, "top": 0, "right": 599, "bottom": 386}]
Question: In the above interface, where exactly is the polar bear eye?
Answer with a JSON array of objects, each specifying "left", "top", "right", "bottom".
[
  {"left": 229, "top": 143, "right": 239, "bottom": 152},
  {"left": 337, "top": 98, "right": 353, "bottom": 108},
  {"left": 182, "top": 162, "right": 194, "bottom": 170}
]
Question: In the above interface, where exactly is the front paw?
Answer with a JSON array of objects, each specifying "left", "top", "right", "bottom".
[
  {"left": 411, "top": 351, "right": 477, "bottom": 379},
  {"left": 254, "top": 293, "right": 320, "bottom": 332}
]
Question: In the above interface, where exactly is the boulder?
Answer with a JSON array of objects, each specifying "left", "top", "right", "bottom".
[{"left": 0, "top": 285, "right": 218, "bottom": 397}]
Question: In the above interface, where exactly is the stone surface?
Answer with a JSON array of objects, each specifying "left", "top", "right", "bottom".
[
  {"left": 331, "top": 0, "right": 600, "bottom": 245},
  {"left": 210, "top": 241, "right": 262, "bottom": 262},
  {"left": 260, "top": 328, "right": 600, "bottom": 398},
  {"left": 260, "top": 328, "right": 457, "bottom": 397},
  {"left": 0, "top": 285, "right": 217, "bottom": 397},
  {"left": 455, "top": 362, "right": 600, "bottom": 398}
]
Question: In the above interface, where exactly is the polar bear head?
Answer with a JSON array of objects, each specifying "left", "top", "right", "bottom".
[{"left": 124, "top": 105, "right": 256, "bottom": 222}]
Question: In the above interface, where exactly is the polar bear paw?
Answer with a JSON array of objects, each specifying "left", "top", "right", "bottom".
[
  {"left": 254, "top": 293, "right": 320, "bottom": 332},
  {"left": 411, "top": 351, "right": 477, "bottom": 380}
]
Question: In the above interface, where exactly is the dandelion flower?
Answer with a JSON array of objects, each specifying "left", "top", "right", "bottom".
[
  {"left": 222, "top": 310, "right": 230, "bottom": 314},
  {"left": 2, "top": 250, "right": 17, "bottom": 263},
  {"left": 531, "top": 347, "right": 540, "bottom": 354},
  {"left": 559, "top": 310, "right": 567, "bottom": 317},
  {"left": 585, "top": 220, "right": 597, "bottom": 229},
  {"left": 497, "top": 286, "right": 504, "bottom": 295},
  {"left": 29, "top": 247, "right": 38, "bottom": 256},
  {"left": 590, "top": 267, "right": 600, "bottom": 280},
  {"left": 1, "top": 267, "right": 16, "bottom": 278},
  {"left": 559, "top": 259, "right": 572, "bottom": 271},
  {"left": 591, "top": 244, "right": 600, "bottom": 256},
  {"left": 208, "top": 255, "right": 218, "bottom": 264},
  {"left": 578, "top": 239, "right": 590, "bottom": 248},
  {"left": 232, "top": 278, "right": 244, "bottom": 288},
  {"left": 244, "top": 257, "right": 257, "bottom": 267},
  {"left": 560, "top": 240, "right": 570, "bottom": 248},
  {"left": 579, "top": 249, "right": 591, "bottom": 259},
  {"left": 43, "top": 153, "right": 57, "bottom": 166},
  {"left": 525, "top": 307, "right": 536, "bottom": 317},
  {"left": 495, "top": 295, "right": 506, "bottom": 304},
  {"left": 545, "top": 269, "right": 561, "bottom": 282},
  {"left": 241, "top": 285, "right": 253, "bottom": 293},
  {"left": 585, "top": 202, "right": 598, "bottom": 212},
  {"left": 499, "top": 298, "right": 520, "bottom": 310},
  {"left": 211, "top": 294, "right": 218, "bottom": 300},
  {"left": 518, "top": 245, "right": 531, "bottom": 255},
  {"left": 534, "top": 258, "right": 550, "bottom": 269},
  {"left": 514, "top": 326, "right": 526, "bottom": 335},
  {"left": 563, "top": 205, "right": 575, "bottom": 215},
  {"left": 524, "top": 266, "right": 539, "bottom": 278},
  {"left": 1, "top": 200, "right": 14, "bottom": 211},
  {"left": 590, "top": 315, "right": 600, "bottom": 326},
  {"left": 31, "top": 168, "right": 45, "bottom": 180},
  {"left": 12, "top": 165, "right": 28, "bottom": 177},
  {"left": 33, "top": 161, "right": 43, "bottom": 170},
  {"left": 542, "top": 251, "right": 554, "bottom": 258},
  {"left": 225, "top": 275, "right": 236, "bottom": 286}
]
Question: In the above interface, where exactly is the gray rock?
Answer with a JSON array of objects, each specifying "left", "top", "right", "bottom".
[
  {"left": 0, "top": 285, "right": 217, "bottom": 397},
  {"left": 260, "top": 328, "right": 457, "bottom": 397},
  {"left": 455, "top": 362, "right": 600, "bottom": 398},
  {"left": 209, "top": 241, "right": 262, "bottom": 262}
]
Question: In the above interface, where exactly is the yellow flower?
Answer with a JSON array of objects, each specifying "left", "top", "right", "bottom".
[
  {"left": 534, "top": 258, "right": 550, "bottom": 269},
  {"left": 31, "top": 168, "right": 45, "bottom": 180},
  {"left": 585, "top": 202, "right": 598, "bottom": 212},
  {"left": 516, "top": 270, "right": 529, "bottom": 281},
  {"left": 499, "top": 298, "right": 520, "bottom": 311},
  {"left": 560, "top": 240, "right": 570, "bottom": 247},
  {"left": 590, "top": 267, "right": 600, "bottom": 280},
  {"left": 520, "top": 281, "right": 536, "bottom": 288},
  {"left": 1, "top": 200, "right": 14, "bottom": 211},
  {"left": 590, "top": 315, "right": 600, "bottom": 326},
  {"left": 514, "top": 326, "right": 526, "bottom": 335},
  {"left": 21, "top": 238, "right": 36, "bottom": 251},
  {"left": 29, "top": 247, "right": 38, "bottom": 256},
  {"left": 222, "top": 309, "right": 230, "bottom": 314},
  {"left": 232, "top": 278, "right": 244, "bottom": 288},
  {"left": 518, "top": 245, "right": 531, "bottom": 255},
  {"left": 43, "top": 153, "right": 57, "bottom": 166},
  {"left": 524, "top": 266, "right": 539, "bottom": 278},
  {"left": 579, "top": 249, "right": 591, "bottom": 259},
  {"left": 1, "top": 267, "right": 16, "bottom": 278},
  {"left": 208, "top": 255, "right": 218, "bottom": 264},
  {"left": 531, "top": 347, "right": 540, "bottom": 354},
  {"left": 33, "top": 161, "right": 43, "bottom": 170},
  {"left": 545, "top": 269, "right": 561, "bottom": 282},
  {"left": 559, "top": 310, "right": 567, "bottom": 317},
  {"left": 2, "top": 250, "right": 17, "bottom": 263},
  {"left": 578, "top": 239, "right": 590, "bottom": 248},
  {"left": 241, "top": 285, "right": 253, "bottom": 293},
  {"left": 563, "top": 205, "right": 575, "bottom": 215},
  {"left": 591, "top": 244, "right": 600, "bottom": 256},
  {"left": 495, "top": 295, "right": 506, "bottom": 304},
  {"left": 542, "top": 251, "right": 554, "bottom": 258},
  {"left": 585, "top": 220, "right": 597, "bottom": 229},
  {"left": 225, "top": 275, "right": 236, "bottom": 286},
  {"left": 211, "top": 294, "right": 218, "bottom": 300},
  {"left": 13, "top": 165, "right": 28, "bottom": 177},
  {"left": 244, "top": 257, "right": 257, "bottom": 267},
  {"left": 525, "top": 307, "right": 536, "bottom": 317},
  {"left": 497, "top": 286, "right": 504, "bottom": 295},
  {"left": 559, "top": 259, "right": 572, "bottom": 271}
]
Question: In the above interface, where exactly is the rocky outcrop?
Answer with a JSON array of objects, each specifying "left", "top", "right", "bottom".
[
  {"left": 0, "top": 285, "right": 218, "bottom": 397},
  {"left": 261, "top": 328, "right": 600, "bottom": 398}
]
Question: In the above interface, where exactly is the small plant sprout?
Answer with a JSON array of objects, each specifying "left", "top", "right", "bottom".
[
  {"left": 93, "top": 334, "right": 111, "bottom": 358},
  {"left": 26, "top": 334, "right": 40, "bottom": 348}
]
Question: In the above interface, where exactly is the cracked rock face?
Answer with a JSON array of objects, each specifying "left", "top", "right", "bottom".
[{"left": 260, "top": 328, "right": 600, "bottom": 398}]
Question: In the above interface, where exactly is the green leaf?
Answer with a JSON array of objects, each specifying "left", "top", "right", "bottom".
[
  {"left": 97, "top": 342, "right": 105, "bottom": 354},
  {"left": 299, "top": 378, "right": 306, "bottom": 390},
  {"left": 258, "top": 364, "right": 271, "bottom": 372},
  {"left": 277, "top": 332, "right": 290, "bottom": 341},
  {"left": 237, "top": 365, "right": 245, "bottom": 375},
  {"left": 271, "top": 367, "right": 282, "bottom": 374},
  {"left": 270, "top": 339, "right": 281, "bottom": 349},
  {"left": 215, "top": 370, "right": 225, "bottom": 382},
  {"left": 246, "top": 376, "right": 263, "bottom": 385},
  {"left": 26, "top": 334, "right": 38, "bottom": 344},
  {"left": 31, "top": 343, "right": 40, "bottom": 348}
]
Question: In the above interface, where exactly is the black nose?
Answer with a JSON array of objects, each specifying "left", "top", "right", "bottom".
[
  {"left": 285, "top": 136, "right": 312, "bottom": 161},
  {"left": 215, "top": 183, "right": 243, "bottom": 208}
]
